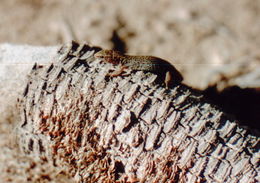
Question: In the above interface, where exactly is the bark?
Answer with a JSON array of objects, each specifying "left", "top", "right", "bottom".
[{"left": 17, "top": 41, "right": 259, "bottom": 183}]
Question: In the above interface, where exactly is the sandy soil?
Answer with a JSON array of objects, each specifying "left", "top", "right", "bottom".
[{"left": 1, "top": 0, "right": 259, "bottom": 87}]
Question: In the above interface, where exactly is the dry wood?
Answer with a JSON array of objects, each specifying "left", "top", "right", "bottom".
[{"left": 17, "top": 41, "right": 259, "bottom": 183}]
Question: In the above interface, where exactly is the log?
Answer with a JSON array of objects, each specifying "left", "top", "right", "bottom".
[{"left": 17, "top": 41, "right": 259, "bottom": 183}]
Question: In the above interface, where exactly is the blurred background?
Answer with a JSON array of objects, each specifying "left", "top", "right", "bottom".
[
  {"left": 1, "top": 0, "right": 259, "bottom": 88},
  {"left": 0, "top": 0, "right": 259, "bottom": 182}
]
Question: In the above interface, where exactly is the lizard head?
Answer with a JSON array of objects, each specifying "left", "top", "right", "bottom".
[{"left": 94, "top": 50, "right": 122, "bottom": 65}]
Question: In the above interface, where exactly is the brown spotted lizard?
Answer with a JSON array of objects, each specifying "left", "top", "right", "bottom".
[{"left": 94, "top": 50, "right": 183, "bottom": 88}]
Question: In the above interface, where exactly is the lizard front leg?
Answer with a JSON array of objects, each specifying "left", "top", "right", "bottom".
[{"left": 107, "top": 66, "right": 128, "bottom": 77}]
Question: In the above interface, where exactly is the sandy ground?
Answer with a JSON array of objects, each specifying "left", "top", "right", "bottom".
[
  {"left": 0, "top": 0, "right": 259, "bottom": 182},
  {"left": 1, "top": 0, "right": 259, "bottom": 88}
]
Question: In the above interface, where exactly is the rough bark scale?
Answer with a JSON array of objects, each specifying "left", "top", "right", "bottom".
[{"left": 17, "top": 41, "right": 259, "bottom": 183}]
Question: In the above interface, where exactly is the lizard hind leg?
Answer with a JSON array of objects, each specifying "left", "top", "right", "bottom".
[
  {"left": 165, "top": 71, "right": 172, "bottom": 88},
  {"left": 164, "top": 70, "right": 183, "bottom": 88}
]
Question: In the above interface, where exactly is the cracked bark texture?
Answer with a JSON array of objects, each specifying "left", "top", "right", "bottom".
[{"left": 17, "top": 41, "right": 259, "bottom": 183}]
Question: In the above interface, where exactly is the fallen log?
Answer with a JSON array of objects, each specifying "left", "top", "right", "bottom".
[{"left": 17, "top": 41, "right": 259, "bottom": 183}]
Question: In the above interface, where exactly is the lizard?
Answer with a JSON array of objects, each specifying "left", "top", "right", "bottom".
[{"left": 94, "top": 50, "right": 183, "bottom": 88}]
